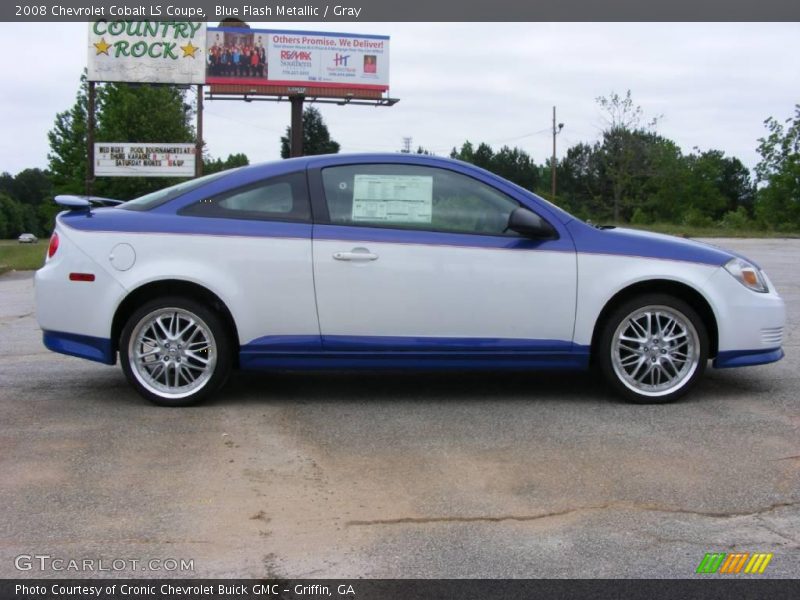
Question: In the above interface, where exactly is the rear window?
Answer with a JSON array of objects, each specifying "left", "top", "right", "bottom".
[
  {"left": 178, "top": 172, "right": 310, "bottom": 222},
  {"left": 120, "top": 169, "right": 237, "bottom": 211}
]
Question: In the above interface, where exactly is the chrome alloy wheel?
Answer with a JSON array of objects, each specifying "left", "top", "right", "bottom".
[
  {"left": 127, "top": 307, "right": 217, "bottom": 400},
  {"left": 610, "top": 305, "right": 700, "bottom": 397}
]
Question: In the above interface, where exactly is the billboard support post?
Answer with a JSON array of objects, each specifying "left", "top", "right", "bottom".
[
  {"left": 290, "top": 95, "right": 304, "bottom": 158},
  {"left": 196, "top": 85, "right": 204, "bottom": 177},
  {"left": 86, "top": 81, "right": 96, "bottom": 197}
]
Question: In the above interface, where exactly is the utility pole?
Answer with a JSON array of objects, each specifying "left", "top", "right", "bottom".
[
  {"left": 551, "top": 106, "right": 563, "bottom": 199},
  {"left": 195, "top": 84, "right": 203, "bottom": 176},
  {"left": 402, "top": 137, "right": 412, "bottom": 153}
]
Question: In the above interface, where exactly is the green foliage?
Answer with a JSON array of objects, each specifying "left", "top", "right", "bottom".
[
  {"left": 720, "top": 206, "right": 752, "bottom": 230},
  {"left": 47, "top": 73, "right": 90, "bottom": 196},
  {"left": 0, "top": 168, "right": 52, "bottom": 206},
  {"left": 450, "top": 141, "right": 540, "bottom": 191},
  {"left": 203, "top": 153, "right": 249, "bottom": 175},
  {"left": 0, "top": 168, "right": 57, "bottom": 237},
  {"left": 754, "top": 105, "right": 800, "bottom": 229},
  {"left": 280, "top": 107, "right": 340, "bottom": 158},
  {"left": 595, "top": 90, "right": 661, "bottom": 221},
  {"left": 0, "top": 194, "right": 23, "bottom": 238},
  {"left": 630, "top": 207, "right": 651, "bottom": 225},
  {"left": 681, "top": 207, "right": 714, "bottom": 228}
]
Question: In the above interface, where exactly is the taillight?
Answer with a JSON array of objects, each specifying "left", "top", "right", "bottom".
[{"left": 48, "top": 232, "right": 59, "bottom": 258}]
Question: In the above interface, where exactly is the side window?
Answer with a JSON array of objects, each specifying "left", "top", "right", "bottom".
[
  {"left": 321, "top": 164, "right": 522, "bottom": 236},
  {"left": 180, "top": 172, "right": 310, "bottom": 222}
]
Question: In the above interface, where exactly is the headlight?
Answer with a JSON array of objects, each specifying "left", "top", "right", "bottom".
[{"left": 724, "top": 258, "right": 769, "bottom": 293}]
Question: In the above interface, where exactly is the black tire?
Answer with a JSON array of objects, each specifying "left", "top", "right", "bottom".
[
  {"left": 597, "top": 293, "right": 709, "bottom": 404},
  {"left": 119, "top": 296, "right": 232, "bottom": 407}
]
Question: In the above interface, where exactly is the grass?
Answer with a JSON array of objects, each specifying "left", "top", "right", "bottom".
[{"left": 0, "top": 240, "right": 47, "bottom": 275}]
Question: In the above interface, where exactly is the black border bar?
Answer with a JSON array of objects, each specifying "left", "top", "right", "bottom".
[
  {"left": 4, "top": 0, "right": 800, "bottom": 22},
  {"left": 2, "top": 579, "right": 800, "bottom": 600}
]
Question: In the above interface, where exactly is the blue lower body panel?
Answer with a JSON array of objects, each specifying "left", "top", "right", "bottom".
[
  {"left": 239, "top": 335, "right": 591, "bottom": 371},
  {"left": 713, "top": 348, "right": 784, "bottom": 369},
  {"left": 43, "top": 330, "right": 115, "bottom": 365}
]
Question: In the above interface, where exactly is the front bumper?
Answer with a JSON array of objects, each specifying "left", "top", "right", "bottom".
[
  {"left": 713, "top": 347, "right": 784, "bottom": 369},
  {"left": 705, "top": 267, "right": 785, "bottom": 369}
]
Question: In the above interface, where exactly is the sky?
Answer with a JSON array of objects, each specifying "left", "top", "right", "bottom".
[{"left": 1, "top": 22, "right": 798, "bottom": 176}]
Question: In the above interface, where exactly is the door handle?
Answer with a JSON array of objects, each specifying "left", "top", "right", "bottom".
[{"left": 333, "top": 247, "right": 379, "bottom": 262}]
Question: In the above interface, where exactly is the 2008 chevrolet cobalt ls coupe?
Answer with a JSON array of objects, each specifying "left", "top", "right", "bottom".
[{"left": 35, "top": 154, "right": 785, "bottom": 406}]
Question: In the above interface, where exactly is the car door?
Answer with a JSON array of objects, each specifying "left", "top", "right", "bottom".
[
  {"left": 310, "top": 161, "right": 579, "bottom": 358},
  {"left": 173, "top": 170, "right": 321, "bottom": 360}
]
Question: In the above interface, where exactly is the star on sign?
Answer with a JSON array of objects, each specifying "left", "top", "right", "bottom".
[
  {"left": 94, "top": 38, "right": 111, "bottom": 55},
  {"left": 181, "top": 42, "right": 199, "bottom": 58}
]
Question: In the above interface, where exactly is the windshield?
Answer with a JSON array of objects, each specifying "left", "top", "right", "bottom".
[{"left": 120, "top": 169, "right": 237, "bottom": 211}]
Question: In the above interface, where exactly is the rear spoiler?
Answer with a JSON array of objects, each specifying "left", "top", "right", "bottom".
[{"left": 54, "top": 195, "right": 124, "bottom": 212}]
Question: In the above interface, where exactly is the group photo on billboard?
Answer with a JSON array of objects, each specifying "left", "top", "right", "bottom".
[{"left": 205, "top": 27, "right": 390, "bottom": 91}]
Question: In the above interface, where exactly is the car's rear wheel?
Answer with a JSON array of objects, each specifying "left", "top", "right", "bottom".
[
  {"left": 598, "top": 294, "right": 708, "bottom": 404},
  {"left": 120, "top": 297, "right": 231, "bottom": 406}
]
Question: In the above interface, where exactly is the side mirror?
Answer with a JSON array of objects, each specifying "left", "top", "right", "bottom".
[{"left": 507, "top": 208, "right": 558, "bottom": 239}]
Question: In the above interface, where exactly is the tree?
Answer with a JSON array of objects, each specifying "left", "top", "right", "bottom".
[
  {"left": 682, "top": 150, "right": 752, "bottom": 221},
  {"left": 754, "top": 105, "right": 800, "bottom": 229},
  {"left": 48, "top": 73, "right": 90, "bottom": 196},
  {"left": 3, "top": 168, "right": 53, "bottom": 207},
  {"left": 47, "top": 72, "right": 196, "bottom": 201},
  {"left": 450, "top": 141, "right": 475, "bottom": 163},
  {"left": 451, "top": 141, "right": 540, "bottom": 191},
  {"left": 557, "top": 142, "right": 606, "bottom": 219},
  {"left": 0, "top": 194, "right": 24, "bottom": 238},
  {"left": 280, "top": 107, "right": 340, "bottom": 158},
  {"left": 595, "top": 90, "right": 661, "bottom": 221},
  {"left": 204, "top": 153, "right": 250, "bottom": 175},
  {"left": 490, "top": 145, "right": 540, "bottom": 191}
]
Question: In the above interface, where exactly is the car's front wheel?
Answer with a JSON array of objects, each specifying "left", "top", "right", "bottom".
[
  {"left": 598, "top": 294, "right": 708, "bottom": 404},
  {"left": 120, "top": 297, "right": 232, "bottom": 406}
]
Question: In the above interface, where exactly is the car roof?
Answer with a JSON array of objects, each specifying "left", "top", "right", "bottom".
[{"left": 229, "top": 153, "right": 479, "bottom": 178}]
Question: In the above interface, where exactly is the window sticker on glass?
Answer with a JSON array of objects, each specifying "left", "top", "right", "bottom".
[{"left": 352, "top": 175, "right": 433, "bottom": 224}]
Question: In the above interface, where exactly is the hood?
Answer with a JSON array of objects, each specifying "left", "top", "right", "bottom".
[{"left": 567, "top": 222, "right": 740, "bottom": 267}]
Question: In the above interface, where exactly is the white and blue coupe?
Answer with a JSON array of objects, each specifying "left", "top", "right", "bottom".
[{"left": 35, "top": 154, "right": 785, "bottom": 406}]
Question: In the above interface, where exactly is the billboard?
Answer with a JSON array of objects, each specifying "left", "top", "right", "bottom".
[
  {"left": 88, "top": 21, "right": 207, "bottom": 84},
  {"left": 94, "top": 143, "right": 196, "bottom": 177},
  {"left": 206, "top": 27, "right": 390, "bottom": 92}
]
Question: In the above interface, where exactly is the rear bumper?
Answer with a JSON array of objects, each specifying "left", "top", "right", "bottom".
[
  {"left": 713, "top": 347, "right": 784, "bottom": 369},
  {"left": 43, "top": 330, "right": 115, "bottom": 365}
]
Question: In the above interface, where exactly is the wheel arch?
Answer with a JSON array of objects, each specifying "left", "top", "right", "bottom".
[
  {"left": 589, "top": 279, "right": 719, "bottom": 364},
  {"left": 111, "top": 279, "right": 240, "bottom": 364}
]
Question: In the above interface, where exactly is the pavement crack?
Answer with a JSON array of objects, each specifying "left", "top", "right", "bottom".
[
  {"left": 346, "top": 505, "right": 609, "bottom": 527},
  {"left": 632, "top": 500, "right": 800, "bottom": 519},
  {"left": 0, "top": 313, "right": 33, "bottom": 326},
  {"left": 773, "top": 454, "right": 800, "bottom": 461},
  {"left": 345, "top": 500, "right": 800, "bottom": 527}
]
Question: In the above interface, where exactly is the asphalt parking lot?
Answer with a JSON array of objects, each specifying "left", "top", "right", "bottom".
[{"left": 0, "top": 238, "right": 798, "bottom": 579}]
